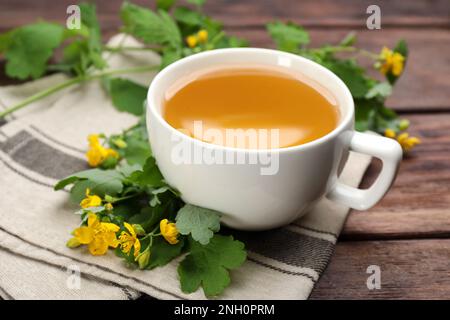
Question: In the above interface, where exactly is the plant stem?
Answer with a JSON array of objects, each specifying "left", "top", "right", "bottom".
[
  {"left": 110, "top": 192, "right": 141, "bottom": 203},
  {"left": 0, "top": 65, "right": 159, "bottom": 119},
  {"left": 308, "top": 46, "right": 379, "bottom": 60}
]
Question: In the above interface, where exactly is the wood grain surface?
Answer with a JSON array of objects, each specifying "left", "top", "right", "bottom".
[{"left": 0, "top": 0, "right": 449, "bottom": 299}]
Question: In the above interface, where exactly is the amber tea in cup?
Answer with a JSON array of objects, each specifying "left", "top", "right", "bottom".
[{"left": 163, "top": 66, "right": 339, "bottom": 149}]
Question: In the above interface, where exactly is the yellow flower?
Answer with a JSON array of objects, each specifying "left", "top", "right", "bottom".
[
  {"left": 160, "top": 219, "right": 179, "bottom": 245},
  {"left": 379, "top": 47, "right": 405, "bottom": 77},
  {"left": 105, "top": 203, "right": 114, "bottom": 211},
  {"left": 385, "top": 129, "right": 421, "bottom": 153},
  {"left": 69, "top": 213, "right": 120, "bottom": 256},
  {"left": 384, "top": 128, "right": 396, "bottom": 139},
  {"left": 119, "top": 222, "right": 141, "bottom": 258},
  {"left": 80, "top": 188, "right": 102, "bottom": 209},
  {"left": 86, "top": 146, "right": 104, "bottom": 167},
  {"left": 186, "top": 35, "right": 198, "bottom": 48},
  {"left": 197, "top": 30, "right": 208, "bottom": 43},
  {"left": 397, "top": 132, "right": 421, "bottom": 153},
  {"left": 85, "top": 134, "right": 119, "bottom": 167}
]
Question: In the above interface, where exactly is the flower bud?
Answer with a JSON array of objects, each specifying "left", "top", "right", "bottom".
[
  {"left": 104, "top": 195, "right": 115, "bottom": 203},
  {"left": 132, "top": 224, "right": 146, "bottom": 236},
  {"left": 112, "top": 138, "right": 127, "bottom": 149},
  {"left": 137, "top": 249, "right": 151, "bottom": 270},
  {"left": 399, "top": 119, "right": 410, "bottom": 131},
  {"left": 66, "top": 237, "right": 81, "bottom": 248}
]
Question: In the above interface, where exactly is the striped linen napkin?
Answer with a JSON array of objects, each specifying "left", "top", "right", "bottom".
[{"left": 0, "top": 35, "right": 372, "bottom": 300}]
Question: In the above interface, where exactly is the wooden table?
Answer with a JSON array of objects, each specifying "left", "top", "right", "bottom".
[{"left": 1, "top": 0, "right": 449, "bottom": 299}]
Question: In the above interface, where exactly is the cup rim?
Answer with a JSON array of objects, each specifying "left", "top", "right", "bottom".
[{"left": 147, "top": 48, "right": 354, "bottom": 154}]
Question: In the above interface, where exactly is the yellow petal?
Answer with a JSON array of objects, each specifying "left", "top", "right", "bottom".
[
  {"left": 80, "top": 194, "right": 102, "bottom": 208},
  {"left": 119, "top": 232, "right": 133, "bottom": 254},
  {"left": 160, "top": 219, "right": 179, "bottom": 245},
  {"left": 391, "top": 53, "right": 404, "bottom": 76},
  {"left": 101, "top": 222, "right": 120, "bottom": 233},
  {"left": 88, "top": 237, "right": 109, "bottom": 256},
  {"left": 73, "top": 226, "right": 93, "bottom": 244},
  {"left": 103, "top": 231, "right": 119, "bottom": 248},
  {"left": 397, "top": 132, "right": 409, "bottom": 144},
  {"left": 160, "top": 219, "right": 168, "bottom": 233},
  {"left": 124, "top": 222, "right": 136, "bottom": 238},
  {"left": 186, "top": 35, "right": 198, "bottom": 48},
  {"left": 133, "top": 239, "right": 141, "bottom": 258},
  {"left": 86, "top": 147, "right": 104, "bottom": 167},
  {"left": 104, "top": 148, "right": 119, "bottom": 159},
  {"left": 384, "top": 128, "right": 396, "bottom": 139},
  {"left": 408, "top": 137, "right": 421, "bottom": 145},
  {"left": 380, "top": 47, "right": 392, "bottom": 59},
  {"left": 88, "top": 134, "right": 101, "bottom": 148},
  {"left": 197, "top": 30, "right": 208, "bottom": 43},
  {"left": 87, "top": 213, "right": 99, "bottom": 228}
]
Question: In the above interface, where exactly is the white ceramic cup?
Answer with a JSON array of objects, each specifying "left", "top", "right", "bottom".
[{"left": 146, "top": 48, "right": 402, "bottom": 230}]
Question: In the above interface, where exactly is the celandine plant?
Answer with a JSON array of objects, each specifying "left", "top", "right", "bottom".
[{"left": 0, "top": 0, "right": 420, "bottom": 296}]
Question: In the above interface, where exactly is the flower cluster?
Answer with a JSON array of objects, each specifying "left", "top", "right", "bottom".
[
  {"left": 67, "top": 188, "right": 180, "bottom": 269},
  {"left": 85, "top": 134, "right": 119, "bottom": 168},
  {"left": 377, "top": 47, "right": 405, "bottom": 77},
  {"left": 385, "top": 128, "right": 421, "bottom": 153},
  {"left": 186, "top": 29, "right": 208, "bottom": 48}
]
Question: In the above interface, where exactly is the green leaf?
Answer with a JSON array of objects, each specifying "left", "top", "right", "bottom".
[
  {"left": 120, "top": 3, "right": 182, "bottom": 48},
  {"left": 129, "top": 157, "right": 164, "bottom": 188},
  {"left": 79, "top": 3, "right": 106, "bottom": 70},
  {"left": 175, "top": 204, "right": 221, "bottom": 245},
  {"left": 161, "top": 48, "right": 182, "bottom": 68},
  {"left": 157, "top": 0, "right": 177, "bottom": 11},
  {"left": 325, "top": 59, "right": 371, "bottom": 98},
  {"left": 4, "top": 22, "right": 64, "bottom": 79},
  {"left": 187, "top": 0, "right": 206, "bottom": 6},
  {"left": 365, "top": 82, "right": 392, "bottom": 99},
  {"left": 129, "top": 197, "right": 179, "bottom": 231},
  {"left": 117, "top": 163, "right": 142, "bottom": 177},
  {"left": 394, "top": 39, "right": 408, "bottom": 58},
  {"left": 58, "top": 3, "right": 106, "bottom": 76},
  {"left": 0, "top": 31, "right": 13, "bottom": 53},
  {"left": 147, "top": 236, "right": 184, "bottom": 269},
  {"left": 267, "top": 21, "right": 310, "bottom": 53},
  {"left": 173, "top": 7, "right": 204, "bottom": 26},
  {"left": 354, "top": 98, "right": 380, "bottom": 132},
  {"left": 54, "top": 169, "right": 124, "bottom": 198},
  {"left": 116, "top": 123, "right": 152, "bottom": 166},
  {"left": 123, "top": 138, "right": 152, "bottom": 166},
  {"left": 79, "top": 3, "right": 101, "bottom": 50},
  {"left": 103, "top": 77, "right": 147, "bottom": 116},
  {"left": 178, "top": 235, "right": 246, "bottom": 297}
]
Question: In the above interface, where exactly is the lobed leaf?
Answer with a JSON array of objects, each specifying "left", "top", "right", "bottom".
[{"left": 175, "top": 204, "right": 221, "bottom": 245}]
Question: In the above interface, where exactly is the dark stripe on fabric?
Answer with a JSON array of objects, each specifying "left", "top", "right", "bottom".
[
  {"left": 0, "top": 130, "right": 88, "bottom": 179},
  {"left": 30, "top": 125, "right": 86, "bottom": 154},
  {"left": 0, "top": 155, "right": 60, "bottom": 189},
  {"left": 0, "top": 226, "right": 184, "bottom": 300},
  {"left": 232, "top": 228, "right": 335, "bottom": 274},
  {"left": 248, "top": 257, "right": 316, "bottom": 283},
  {"left": 0, "top": 284, "right": 14, "bottom": 300}
]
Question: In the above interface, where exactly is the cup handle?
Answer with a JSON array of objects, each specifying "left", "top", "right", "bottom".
[{"left": 327, "top": 131, "right": 403, "bottom": 210}]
